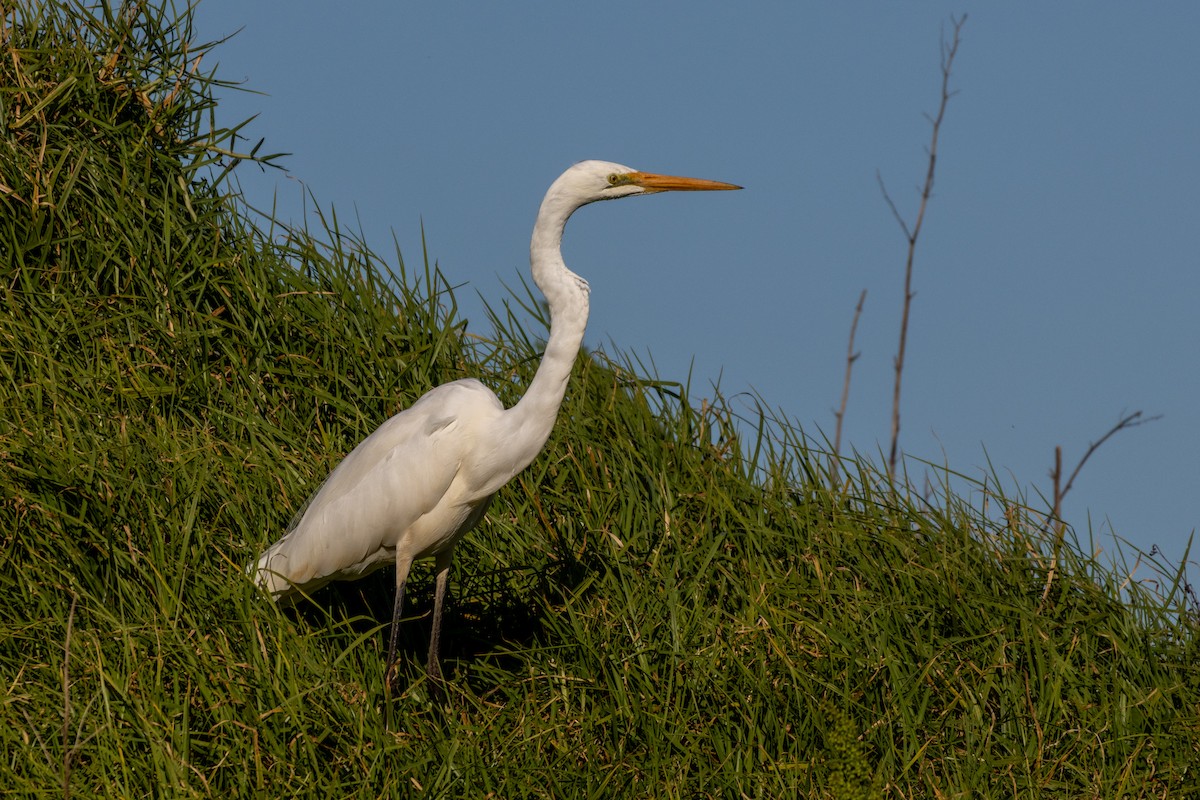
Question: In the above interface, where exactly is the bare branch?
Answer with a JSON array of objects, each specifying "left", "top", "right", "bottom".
[
  {"left": 1041, "top": 409, "right": 1161, "bottom": 603},
  {"left": 876, "top": 171, "right": 912, "bottom": 242},
  {"left": 886, "top": 14, "right": 966, "bottom": 478},
  {"left": 832, "top": 289, "right": 867, "bottom": 484},
  {"left": 1051, "top": 445, "right": 1063, "bottom": 520},
  {"left": 1056, "top": 410, "right": 1162, "bottom": 512}
]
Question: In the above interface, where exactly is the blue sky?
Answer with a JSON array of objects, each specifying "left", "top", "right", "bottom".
[{"left": 194, "top": 3, "right": 1199, "bottom": 575}]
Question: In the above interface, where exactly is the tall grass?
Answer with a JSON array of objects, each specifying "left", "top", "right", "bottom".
[{"left": 2, "top": 3, "right": 1197, "bottom": 797}]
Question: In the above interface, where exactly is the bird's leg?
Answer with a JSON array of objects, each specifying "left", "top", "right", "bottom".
[
  {"left": 384, "top": 557, "right": 413, "bottom": 693},
  {"left": 426, "top": 549, "right": 453, "bottom": 684}
]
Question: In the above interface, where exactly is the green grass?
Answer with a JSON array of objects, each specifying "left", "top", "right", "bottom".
[{"left": 2, "top": 2, "right": 1198, "bottom": 797}]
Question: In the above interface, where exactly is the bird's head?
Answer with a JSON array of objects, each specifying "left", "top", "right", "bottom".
[{"left": 553, "top": 159, "right": 742, "bottom": 206}]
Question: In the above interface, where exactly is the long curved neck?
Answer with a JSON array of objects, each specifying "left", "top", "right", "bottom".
[{"left": 503, "top": 188, "right": 592, "bottom": 468}]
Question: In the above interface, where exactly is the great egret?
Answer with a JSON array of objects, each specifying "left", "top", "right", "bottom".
[{"left": 253, "top": 160, "right": 740, "bottom": 686}]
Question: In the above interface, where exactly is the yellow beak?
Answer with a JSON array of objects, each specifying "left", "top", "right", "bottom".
[{"left": 629, "top": 172, "right": 743, "bottom": 193}]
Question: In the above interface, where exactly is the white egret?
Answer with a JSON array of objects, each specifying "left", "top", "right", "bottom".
[{"left": 253, "top": 160, "right": 740, "bottom": 686}]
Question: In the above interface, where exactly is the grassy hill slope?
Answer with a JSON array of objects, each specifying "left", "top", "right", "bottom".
[{"left": 2, "top": 3, "right": 1196, "bottom": 797}]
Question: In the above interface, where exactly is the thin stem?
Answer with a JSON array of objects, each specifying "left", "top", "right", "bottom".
[
  {"left": 885, "top": 14, "right": 966, "bottom": 478},
  {"left": 1041, "top": 409, "right": 1160, "bottom": 603},
  {"left": 832, "top": 289, "right": 867, "bottom": 485},
  {"left": 62, "top": 595, "right": 77, "bottom": 800},
  {"left": 1057, "top": 410, "right": 1159, "bottom": 512}
]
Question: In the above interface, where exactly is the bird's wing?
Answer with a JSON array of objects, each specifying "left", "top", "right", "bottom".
[{"left": 255, "top": 379, "right": 502, "bottom": 595}]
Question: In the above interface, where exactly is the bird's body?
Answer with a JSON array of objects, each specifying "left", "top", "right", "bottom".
[
  {"left": 253, "top": 160, "right": 739, "bottom": 686},
  {"left": 254, "top": 379, "right": 503, "bottom": 598}
]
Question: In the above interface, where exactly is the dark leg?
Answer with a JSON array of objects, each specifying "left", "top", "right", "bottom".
[
  {"left": 384, "top": 557, "right": 413, "bottom": 692},
  {"left": 426, "top": 549, "right": 453, "bottom": 683}
]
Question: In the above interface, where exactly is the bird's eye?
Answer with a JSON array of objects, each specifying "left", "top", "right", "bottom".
[{"left": 607, "top": 173, "right": 621, "bottom": 186}]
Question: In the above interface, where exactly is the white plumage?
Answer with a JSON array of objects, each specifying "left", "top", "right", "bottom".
[{"left": 252, "top": 160, "right": 740, "bottom": 685}]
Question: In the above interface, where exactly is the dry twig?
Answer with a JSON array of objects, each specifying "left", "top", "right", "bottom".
[
  {"left": 1041, "top": 409, "right": 1161, "bottom": 602},
  {"left": 882, "top": 14, "right": 966, "bottom": 478},
  {"left": 832, "top": 289, "right": 866, "bottom": 485}
]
